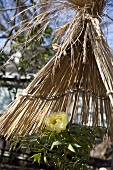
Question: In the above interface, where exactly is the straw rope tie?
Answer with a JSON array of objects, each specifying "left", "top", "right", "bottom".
[
  {"left": 16, "top": 89, "right": 110, "bottom": 101},
  {"left": 84, "top": 14, "right": 102, "bottom": 38}
]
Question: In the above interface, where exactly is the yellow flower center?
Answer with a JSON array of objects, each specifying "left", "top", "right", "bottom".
[
  {"left": 52, "top": 119, "right": 57, "bottom": 125},
  {"left": 45, "top": 112, "right": 68, "bottom": 133}
]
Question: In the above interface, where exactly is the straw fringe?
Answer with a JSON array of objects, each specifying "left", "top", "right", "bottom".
[{"left": 0, "top": 0, "right": 113, "bottom": 139}]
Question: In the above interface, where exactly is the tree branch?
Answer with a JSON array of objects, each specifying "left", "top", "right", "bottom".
[{"left": 104, "top": 13, "right": 113, "bottom": 22}]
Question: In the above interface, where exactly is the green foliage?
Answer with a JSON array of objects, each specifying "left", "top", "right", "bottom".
[
  {"left": 10, "top": 25, "right": 53, "bottom": 76},
  {"left": 0, "top": 25, "right": 53, "bottom": 78},
  {"left": 11, "top": 125, "right": 104, "bottom": 170}
]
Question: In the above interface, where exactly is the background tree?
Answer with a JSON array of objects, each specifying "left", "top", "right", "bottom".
[{"left": 0, "top": 0, "right": 53, "bottom": 77}]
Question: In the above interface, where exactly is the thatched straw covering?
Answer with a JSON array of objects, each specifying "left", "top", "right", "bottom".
[
  {"left": 68, "top": 0, "right": 106, "bottom": 15},
  {"left": 0, "top": 0, "right": 113, "bottom": 139}
]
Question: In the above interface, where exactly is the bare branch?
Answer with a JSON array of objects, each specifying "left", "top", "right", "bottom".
[
  {"left": 0, "top": 5, "right": 33, "bottom": 11},
  {"left": 104, "top": 13, "right": 113, "bottom": 22}
]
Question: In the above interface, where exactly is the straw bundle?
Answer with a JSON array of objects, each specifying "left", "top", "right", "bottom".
[
  {"left": 68, "top": 0, "right": 105, "bottom": 15},
  {"left": 0, "top": 0, "right": 113, "bottom": 139}
]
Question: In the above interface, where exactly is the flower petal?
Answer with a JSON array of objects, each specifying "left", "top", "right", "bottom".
[{"left": 45, "top": 112, "right": 68, "bottom": 133}]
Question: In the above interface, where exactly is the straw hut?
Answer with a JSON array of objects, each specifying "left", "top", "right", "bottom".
[{"left": 0, "top": 0, "right": 113, "bottom": 139}]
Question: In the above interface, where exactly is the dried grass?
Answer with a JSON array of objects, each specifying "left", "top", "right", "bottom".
[
  {"left": 68, "top": 0, "right": 106, "bottom": 15},
  {"left": 0, "top": 0, "right": 113, "bottom": 139}
]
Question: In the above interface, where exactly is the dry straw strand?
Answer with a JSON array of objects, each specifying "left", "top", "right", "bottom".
[{"left": 0, "top": 0, "right": 113, "bottom": 139}]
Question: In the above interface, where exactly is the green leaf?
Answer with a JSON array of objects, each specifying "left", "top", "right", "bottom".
[
  {"left": 30, "top": 139, "right": 37, "bottom": 146},
  {"left": 51, "top": 141, "right": 62, "bottom": 150},
  {"left": 73, "top": 143, "right": 81, "bottom": 148},
  {"left": 44, "top": 155, "right": 47, "bottom": 163},
  {"left": 68, "top": 144, "right": 75, "bottom": 152},
  {"left": 31, "top": 153, "right": 41, "bottom": 164},
  {"left": 21, "top": 146, "right": 27, "bottom": 153}
]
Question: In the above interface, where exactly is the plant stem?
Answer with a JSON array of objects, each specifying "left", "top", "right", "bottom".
[{"left": 59, "top": 148, "right": 68, "bottom": 170}]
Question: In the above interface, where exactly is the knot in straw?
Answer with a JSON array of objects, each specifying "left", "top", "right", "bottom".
[{"left": 68, "top": 0, "right": 106, "bottom": 16}]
